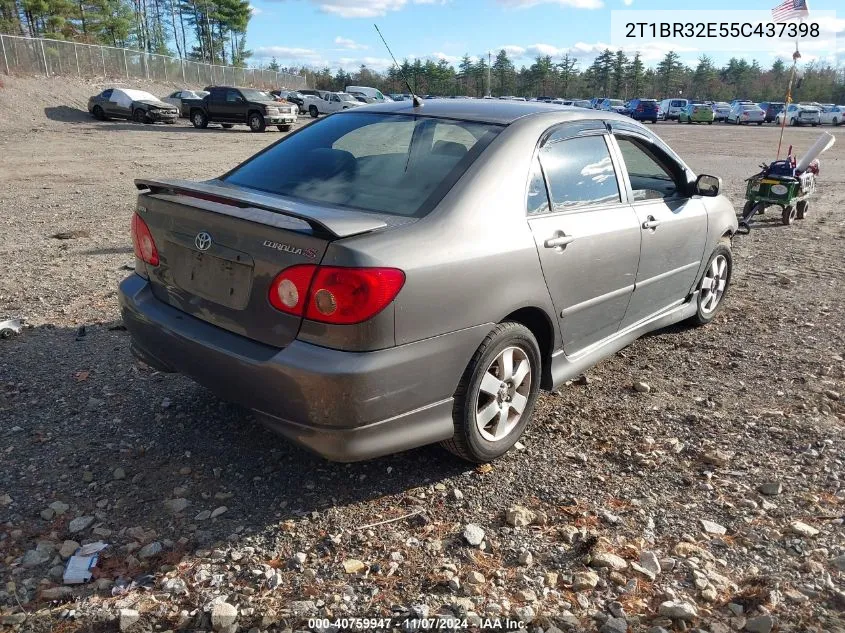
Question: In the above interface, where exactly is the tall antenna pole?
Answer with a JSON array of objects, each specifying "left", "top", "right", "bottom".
[{"left": 374, "top": 24, "right": 423, "bottom": 107}]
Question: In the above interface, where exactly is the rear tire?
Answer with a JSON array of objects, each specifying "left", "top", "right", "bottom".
[
  {"left": 191, "top": 110, "right": 208, "bottom": 129},
  {"left": 782, "top": 205, "right": 797, "bottom": 225},
  {"left": 441, "top": 322, "right": 541, "bottom": 463},
  {"left": 757, "top": 122, "right": 763, "bottom": 126},
  {"left": 248, "top": 112, "right": 266, "bottom": 132},
  {"left": 796, "top": 199, "right": 809, "bottom": 219},
  {"left": 277, "top": 124, "right": 292, "bottom": 131},
  {"left": 309, "top": 105, "right": 319, "bottom": 118},
  {"left": 689, "top": 244, "right": 732, "bottom": 326}
]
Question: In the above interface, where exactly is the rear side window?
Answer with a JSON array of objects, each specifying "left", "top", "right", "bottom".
[
  {"left": 539, "top": 135, "right": 621, "bottom": 211},
  {"left": 223, "top": 112, "right": 501, "bottom": 218},
  {"left": 526, "top": 157, "right": 550, "bottom": 216}
]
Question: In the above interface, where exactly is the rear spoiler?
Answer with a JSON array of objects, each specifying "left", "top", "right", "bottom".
[{"left": 134, "top": 178, "right": 387, "bottom": 238}]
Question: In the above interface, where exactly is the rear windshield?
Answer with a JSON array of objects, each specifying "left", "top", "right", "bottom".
[
  {"left": 223, "top": 112, "right": 501, "bottom": 218},
  {"left": 240, "top": 88, "right": 270, "bottom": 101}
]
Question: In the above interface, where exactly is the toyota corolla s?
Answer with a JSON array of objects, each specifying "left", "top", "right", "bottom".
[{"left": 119, "top": 100, "right": 737, "bottom": 463}]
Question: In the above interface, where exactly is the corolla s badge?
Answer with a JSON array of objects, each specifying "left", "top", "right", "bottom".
[
  {"left": 262, "top": 240, "right": 318, "bottom": 259},
  {"left": 195, "top": 232, "right": 212, "bottom": 251}
]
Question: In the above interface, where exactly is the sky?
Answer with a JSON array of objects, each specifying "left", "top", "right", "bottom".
[{"left": 244, "top": 0, "right": 844, "bottom": 72}]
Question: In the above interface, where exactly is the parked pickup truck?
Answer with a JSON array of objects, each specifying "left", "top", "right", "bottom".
[
  {"left": 186, "top": 86, "right": 298, "bottom": 132},
  {"left": 302, "top": 92, "right": 364, "bottom": 118}
]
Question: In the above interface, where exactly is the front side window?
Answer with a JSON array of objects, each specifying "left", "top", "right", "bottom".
[
  {"left": 539, "top": 135, "right": 620, "bottom": 211},
  {"left": 101, "top": 89, "right": 113, "bottom": 98},
  {"left": 615, "top": 136, "right": 681, "bottom": 201},
  {"left": 226, "top": 90, "right": 242, "bottom": 103},
  {"left": 223, "top": 112, "right": 501, "bottom": 218}
]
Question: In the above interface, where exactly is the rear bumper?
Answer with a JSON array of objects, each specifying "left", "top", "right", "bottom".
[{"left": 118, "top": 274, "right": 490, "bottom": 461}]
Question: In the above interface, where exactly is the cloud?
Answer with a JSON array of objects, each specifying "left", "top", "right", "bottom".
[
  {"left": 493, "top": 40, "right": 700, "bottom": 65},
  {"left": 282, "top": 0, "right": 444, "bottom": 18},
  {"left": 336, "top": 55, "right": 395, "bottom": 71},
  {"left": 253, "top": 46, "right": 321, "bottom": 60},
  {"left": 622, "top": 0, "right": 633, "bottom": 5},
  {"left": 431, "top": 51, "right": 461, "bottom": 64},
  {"left": 498, "top": 0, "right": 603, "bottom": 10},
  {"left": 334, "top": 36, "right": 368, "bottom": 50}
]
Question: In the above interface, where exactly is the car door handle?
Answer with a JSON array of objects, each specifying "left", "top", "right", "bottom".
[
  {"left": 642, "top": 216, "right": 662, "bottom": 230},
  {"left": 544, "top": 234, "right": 576, "bottom": 248}
]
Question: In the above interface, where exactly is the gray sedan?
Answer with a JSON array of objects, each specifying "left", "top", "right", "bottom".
[
  {"left": 88, "top": 88, "right": 178, "bottom": 123},
  {"left": 119, "top": 101, "right": 737, "bottom": 462},
  {"left": 162, "top": 89, "right": 210, "bottom": 117}
]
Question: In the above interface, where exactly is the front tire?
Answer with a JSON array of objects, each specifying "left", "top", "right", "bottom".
[
  {"left": 442, "top": 322, "right": 541, "bottom": 463},
  {"left": 689, "top": 244, "right": 732, "bottom": 326},
  {"left": 796, "top": 199, "right": 809, "bottom": 219},
  {"left": 248, "top": 112, "right": 266, "bottom": 132},
  {"left": 309, "top": 105, "right": 319, "bottom": 118},
  {"left": 277, "top": 124, "right": 292, "bottom": 132},
  {"left": 133, "top": 109, "right": 148, "bottom": 124},
  {"left": 92, "top": 105, "right": 106, "bottom": 120}
]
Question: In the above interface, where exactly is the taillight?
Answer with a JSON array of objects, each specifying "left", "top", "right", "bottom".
[
  {"left": 636, "top": 105, "right": 643, "bottom": 111},
  {"left": 131, "top": 213, "right": 159, "bottom": 266},
  {"left": 268, "top": 265, "right": 405, "bottom": 324},
  {"left": 268, "top": 264, "right": 317, "bottom": 315}
]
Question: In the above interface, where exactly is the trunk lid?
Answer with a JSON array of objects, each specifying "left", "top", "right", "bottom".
[{"left": 134, "top": 178, "right": 390, "bottom": 348}]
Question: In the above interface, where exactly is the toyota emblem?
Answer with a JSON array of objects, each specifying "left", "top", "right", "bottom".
[{"left": 195, "top": 232, "right": 212, "bottom": 251}]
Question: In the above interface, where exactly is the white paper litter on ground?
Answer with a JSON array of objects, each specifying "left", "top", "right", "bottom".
[{"left": 63, "top": 542, "right": 108, "bottom": 584}]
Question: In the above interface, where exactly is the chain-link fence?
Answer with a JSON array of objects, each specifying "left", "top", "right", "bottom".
[{"left": 0, "top": 34, "right": 307, "bottom": 90}]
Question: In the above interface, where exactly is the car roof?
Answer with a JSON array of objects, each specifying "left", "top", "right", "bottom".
[{"left": 350, "top": 99, "right": 616, "bottom": 125}]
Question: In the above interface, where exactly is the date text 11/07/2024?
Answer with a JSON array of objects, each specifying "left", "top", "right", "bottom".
[
  {"left": 625, "top": 21, "right": 820, "bottom": 39},
  {"left": 306, "top": 618, "right": 527, "bottom": 630}
]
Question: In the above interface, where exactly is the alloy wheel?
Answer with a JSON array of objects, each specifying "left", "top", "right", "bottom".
[
  {"left": 474, "top": 346, "right": 531, "bottom": 442},
  {"left": 700, "top": 254, "right": 728, "bottom": 315}
]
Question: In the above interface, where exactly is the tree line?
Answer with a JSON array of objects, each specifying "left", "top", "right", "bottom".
[
  {"left": 0, "top": 0, "right": 252, "bottom": 65},
  {"left": 300, "top": 49, "right": 845, "bottom": 105}
]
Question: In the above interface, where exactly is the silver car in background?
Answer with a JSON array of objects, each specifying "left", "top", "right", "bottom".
[
  {"left": 119, "top": 101, "right": 737, "bottom": 463},
  {"left": 727, "top": 103, "right": 766, "bottom": 125},
  {"left": 163, "top": 89, "right": 210, "bottom": 117}
]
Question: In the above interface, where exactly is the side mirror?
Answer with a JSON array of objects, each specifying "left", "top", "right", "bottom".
[{"left": 695, "top": 174, "right": 721, "bottom": 197}]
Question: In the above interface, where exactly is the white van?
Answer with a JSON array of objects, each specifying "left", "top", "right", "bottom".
[
  {"left": 658, "top": 98, "right": 688, "bottom": 120},
  {"left": 345, "top": 86, "right": 392, "bottom": 103}
]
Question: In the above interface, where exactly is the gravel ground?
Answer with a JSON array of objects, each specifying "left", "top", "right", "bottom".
[{"left": 1, "top": 76, "right": 844, "bottom": 633}]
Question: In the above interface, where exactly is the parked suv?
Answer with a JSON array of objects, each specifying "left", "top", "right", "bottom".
[
  {"left": 186, "top": 86, "right": 298, "bottom": 132},
  {"left": 624, "top": 98, "right": 659, "bottom": 123},
  {"left": 758, "top": 101, "right": 785, "bottom": 123}
]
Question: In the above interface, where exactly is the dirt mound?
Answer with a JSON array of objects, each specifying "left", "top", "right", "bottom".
[{"left": 0, "top": 75, "right": 195, "bottom": 131}]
